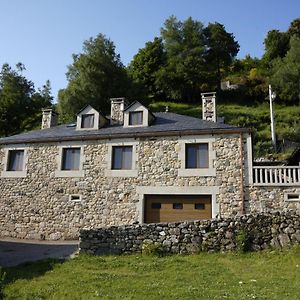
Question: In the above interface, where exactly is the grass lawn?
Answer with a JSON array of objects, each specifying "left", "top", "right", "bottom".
[{"left": 1, "top": 249, "right": 300, "bottom": 299}]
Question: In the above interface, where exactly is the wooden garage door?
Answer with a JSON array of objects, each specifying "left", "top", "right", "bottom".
[{"left": 144, "top": 195, "right": 212, "bottom": 223}]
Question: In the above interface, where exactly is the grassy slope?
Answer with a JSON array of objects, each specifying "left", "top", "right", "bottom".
[
  {"left": 149, "top": 102, "right": 300, "bottom": 159},
  {"left": 2, "top": 250, "right": 300, "bottom": 299}
]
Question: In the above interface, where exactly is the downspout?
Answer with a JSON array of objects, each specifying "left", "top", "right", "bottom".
[{"left": 240, "top": 133, "right": 245, "bottom": 214}]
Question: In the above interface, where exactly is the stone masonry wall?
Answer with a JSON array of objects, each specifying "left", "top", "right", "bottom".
[
  {"left": 0, "top": 134, "right": 246, "bottom": 240},
  {"left": 79, "top": 211, "right": 300, "bottom": 255}
]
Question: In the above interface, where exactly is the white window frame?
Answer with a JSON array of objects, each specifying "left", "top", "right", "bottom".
[
  {"left": 105, "top": 139, "right": 138, "bottom": 177},
  {"left": 1, "top": 145, "right": 28, "bottom": 178},
  {"left": 284, "top": 192, "right": 300, "bottom": 202},
  {"left": 178, "top": 136, "right": 216, "bottom": 177},
  {"left": 55, "top": 142, "right": 85, "bottom": 177}
]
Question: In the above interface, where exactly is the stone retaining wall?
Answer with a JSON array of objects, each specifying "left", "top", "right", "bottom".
[{"left": 79, "top": 211, "right": 300, "bottom": 255}]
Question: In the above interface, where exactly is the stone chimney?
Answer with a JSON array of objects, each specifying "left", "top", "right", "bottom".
[
  {"left": 41, "top": 108, "right": 58, "bottom": 129},
  {"left": 110, "top": 98, "right": 129, "bottom": 125},
  {"left": 201, "top": 92, "right": 216, "bottom": 122}
]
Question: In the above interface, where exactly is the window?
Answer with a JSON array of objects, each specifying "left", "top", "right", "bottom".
[
  {"left": 129, "top": 111, "right": 143, "bottom": 125},
  {"left": 151, "top": 203, "right": 161, "bottom": 209},
  {"left": 81, "top": 114, "right": 94, "bottom": 128},
  {"left": 195, "top": 203, "right": 205, "bottom": 210},
  {"left": 7, "top": 150, "right": 24, "bottom": 171},
  {"left": 62, "top": 148, "right": 80, "bottom": 170},
  {"left": 173, "top": 203, "right": 183, "bottom": 209},
  {"left": 112, "top": 146, "right": 132, "bottom": 170},
  {"left": 185, "top": 143, "right": 208, "bottom": 168},
  {"left": 285, "top": 193, "right": 300, "bottom": 201}
]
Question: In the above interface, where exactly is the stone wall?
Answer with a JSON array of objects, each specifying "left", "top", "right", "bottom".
[
  {"left": 79, "top": 211, "right": 300, "bottom": 255},
  {"left": 0, "top": 134, "right": 246, "bottom": 240}
]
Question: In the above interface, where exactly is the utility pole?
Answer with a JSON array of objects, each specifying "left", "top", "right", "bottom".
[{"left": 269, "top": 84, "right": 276, "bottom": 150}]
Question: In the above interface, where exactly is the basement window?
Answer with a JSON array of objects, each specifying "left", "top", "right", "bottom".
[
  {"left": 69, "top": 194, "right": 82, "bottom": 202},
  {"left": 285, "top": 193, "right": 300, "bottom": 201}
]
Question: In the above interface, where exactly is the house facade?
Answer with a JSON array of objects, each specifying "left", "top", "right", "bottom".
[{"left": 0, "top": 94, "right": 299, "bottom": 240}]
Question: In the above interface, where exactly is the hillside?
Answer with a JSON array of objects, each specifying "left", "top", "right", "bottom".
[{"left": 149, "top": 102, "right": 300, "bottom": 159}]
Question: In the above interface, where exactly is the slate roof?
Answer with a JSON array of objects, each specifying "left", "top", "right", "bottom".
[{"left": 0, "top": 112, "right": 250, "bottom": 145}]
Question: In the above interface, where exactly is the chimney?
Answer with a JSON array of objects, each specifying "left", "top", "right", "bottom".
[
  {"left": 201, "top": 92, "right": 216, "bottom": 122},
  {"left": 41, "top": 108, "right": 58, "bottom": 129},
  {"left": 110, "top": 97, "right": 129, "bottom": 125}
]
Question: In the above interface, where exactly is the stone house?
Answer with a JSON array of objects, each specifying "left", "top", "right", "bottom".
[{"left": 0, "top": 93, "right": 299, "bottom": 240}]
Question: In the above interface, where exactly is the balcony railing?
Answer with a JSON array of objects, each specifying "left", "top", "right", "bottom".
[{"left": 253, "top": 166, "right": 300, "bottom": 186}]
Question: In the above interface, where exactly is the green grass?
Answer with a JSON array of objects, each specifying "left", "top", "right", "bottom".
[
  {"left": 150, "top": 101, "right": 300, "bottom": 158},
  {"left": 2, "top": 249, "right": 300, "bottom": 299}
]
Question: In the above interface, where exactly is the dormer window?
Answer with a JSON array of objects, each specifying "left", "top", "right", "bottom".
[
  {"left": 129, "top": 111, "right": 143, "bottom": 126},
  {"left": 76, "top": 105, "right": 108, "bottom": 131},
  {"left": 81, "top": 114, "right": 95, "bottom": 129}
]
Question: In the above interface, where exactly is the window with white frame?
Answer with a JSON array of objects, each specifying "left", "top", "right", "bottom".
[
  {"left": 81, "top": 114, "right": 95, "bottom": 129},
  {"left": 105, "top": 140, "right": 138, "bottom": 177},
  {"left": 1, "top": 146, "right": 27, "bottom": 178},
  {"left": 7, "top": 150, "right": 24, "bottom": 171},
  {"left": 129, "top": 111, "right": 143, "bottom": 126},
  {"left": 55, "top": 144, "right": 85, "bottom": 177},
  {"left": 178, "top": 136, "right": 216, "bottom": 177},
  {"left": 61, "top": 148, "right": 81, "bottom": 170},
  {"left": 112, "top": 146, "right": 133, "bottom": 170},
  {"left": 185, "top": 143, "right": 209, "bottom": 169}
]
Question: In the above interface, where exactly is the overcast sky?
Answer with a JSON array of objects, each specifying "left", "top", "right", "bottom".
[{"left": 0, "top": 0, "right": 299, "bottom": 101}]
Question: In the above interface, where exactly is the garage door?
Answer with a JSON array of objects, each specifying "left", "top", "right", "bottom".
[{"left": 144, "top": 195, "right": 212, "bottom": 223}]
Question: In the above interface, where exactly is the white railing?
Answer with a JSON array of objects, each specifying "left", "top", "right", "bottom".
[{"left": 253, "top": 166, "right": 300, "bottom": 186}]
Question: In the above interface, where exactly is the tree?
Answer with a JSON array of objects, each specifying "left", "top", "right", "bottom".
[
  {"left": 0, "top": 64, "right": 52, "bottom": 137},
  {"left": 128, "top": 37, "right": 166, "bottom": 100},
  {"left": 204, "top": 22, "right": 239, "bottom": 89},
  {"left": 263, "top": 30, "right": 290, "bottom": 62},
  {"left": 57, "top": 34, "right": 131, "bottom": 122},
  {"left": 271, "top": 36, "right": 300, "bottom": 104},
  {"left": 156, "top": 16, "right": 207, "bottom": 102},
  {"left": 288, "top": 18, "right": 300, "bottom": 38}
]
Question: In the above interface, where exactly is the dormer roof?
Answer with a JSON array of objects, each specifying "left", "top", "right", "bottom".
[{"left": 76, "top": 105, "right": 108, "bottom": 131}]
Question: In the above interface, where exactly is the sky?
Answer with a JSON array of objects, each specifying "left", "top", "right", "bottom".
[{"left": 0, "top": 0, "right": 299, "bottom": 101}]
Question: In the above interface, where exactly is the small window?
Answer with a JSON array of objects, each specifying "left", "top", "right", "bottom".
[
  {"left": 173, "top": 203, "right": 183, "bottom": 209},
  {"left": 69, "top": 194, "right": 82, "bottom": 202},
  {"left": 151, "top": 203, "right": 161, "bottom": 209},
  {"left": 81, "top": 114, "right": 95, "bottom": 128},
  {"left": 112, "top": 146, "right": 132, "bottom": 170},
  {"left": 7, "top": 150, "right": 24, "bottom": 171},
  {"left": 129, "top": 111, "right": 143, "bottom": 125},
  {"left": 62, "top": 148, "right": 80, "bottom": 170},
  {"left": 195, "top": 203, "right": 205, "bottom": 210},
  {"left": 286, "top": 194, "right": 300, "bottom": 201},
  {"left": 185, "top": 143, "right": 209, "bottom": 169}
]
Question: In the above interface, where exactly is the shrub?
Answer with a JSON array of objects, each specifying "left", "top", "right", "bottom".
[
  {"left": 0, "top": 266, "right": 6, "bottom": 298},
  {"left": 235, "top": 229, "right": 252, "bottom": 253},
  {"left": 142, "top": 242, "right": 166, "bottom": 256}
]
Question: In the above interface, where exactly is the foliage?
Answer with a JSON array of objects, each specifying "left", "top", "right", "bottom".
[
  {"left": 57, "top": 34, "right": 132, "bottom": 122},
  {"left": 128, "top": 37, "right": 166, "bottom": 100},
  {"left": 235, "top": 229, "right": 252, "bottom": 253},
  {"left": 204, "top": 22, "right": 240, "bottom": 89},
  {"left": 142, "top": 242, "right": 166, "bottom": 256},
  {"left": 0, "top": 64, "right": 53, "bottom": 137},
  {"left": 271, "top": 36, "right": 300, "bottom": 104},
  {"left": 0, "top": 267, "right": 6, "bottom": 299},
  {"left": 2, "top": 251, "right": 300, "bottom": 299}
]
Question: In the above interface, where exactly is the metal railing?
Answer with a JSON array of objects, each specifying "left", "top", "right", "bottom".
[{"left": 253, "top": 166, "right": 300, "bottom": 186}]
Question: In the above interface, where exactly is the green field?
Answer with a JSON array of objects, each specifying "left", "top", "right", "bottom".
[
  {"left": 2, "top": 249, "right": 300, "bottom": 299},
  {"left": 150, "top": 102, "right": 300, "bottom": 158}
]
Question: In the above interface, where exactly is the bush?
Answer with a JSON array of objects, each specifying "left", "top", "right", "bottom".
[
  {"left": 142, "top": 242, "right": 166, "bottom": 256},
  {"left": 0, "top": 266, "right": 6, "bottom": 298},
  {"left": 235, "top": 229, "right": 252, "bottom": 253}
]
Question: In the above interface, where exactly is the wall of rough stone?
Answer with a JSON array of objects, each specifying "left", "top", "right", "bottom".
[
  {"left": 247, "top": 186, "right": 300, "bottom": 212},
  {"left": 0, "top": 134, "right": 247, "bottom": 240},
  {"left": 79, "top": 211, "right": 300, "bottom": 255}
]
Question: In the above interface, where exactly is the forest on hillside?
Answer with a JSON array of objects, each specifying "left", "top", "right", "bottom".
[{"left": 0, "top": 16, "right": 299, "bottom": 156}]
